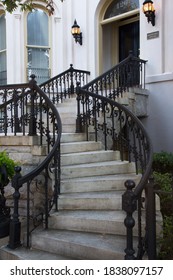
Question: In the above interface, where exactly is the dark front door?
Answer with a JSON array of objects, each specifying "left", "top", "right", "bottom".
[{"left": 119, "top": 21, "right": 139, "bottom": 61}]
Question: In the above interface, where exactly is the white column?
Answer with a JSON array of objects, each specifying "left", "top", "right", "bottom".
[
  {"left": 6, "top": 13, "right": 15, "bottom": 84},
  {"left": 13, "top": 14, "right": 23, "bottom": 83},
  {"left": 6, "top": 12, "right": 23, "bottom": 84}
]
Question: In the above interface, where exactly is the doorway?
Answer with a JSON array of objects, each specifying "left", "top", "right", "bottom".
[{"left": 119, "top": 21, "right": 139, "bottom": 61}]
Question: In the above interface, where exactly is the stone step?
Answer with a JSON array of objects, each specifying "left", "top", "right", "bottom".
[
  {"left": 61, "top": 150, "right": 120, "bottom": 166},
  {"left": 62, "top": 124, "right": 76, "bottom": 133},
  {"left": 48, "top": 210, "right": 148, "bottom": 237},
  {"left": 57, "top": 97, "right": 76, "bottom": 106},
  {"left": 61, "top": 161, "right": 135, "bottom": 179},
  {"left": 61, "top": 174, "right": 141, "bottom": 193},
  {"left": 61, "top": 141, "right": 102, "bottom": 154},
  {"left": 49, "top": 210, "right": 127, "bottom": 235},
  {"left": 30, "top": 229, "right": 130, "bottom": 259},
  {"left": 61, "top": 132, "right": 87, "bottom": 143},
  {"left": 60, "top": 116, "right": 76, "bottom": 125},
  {"left": 0, "top": 245, "right": 74, "bottom": 260},
  {"left": 58, "top": 191, "right": 123, "bottom": 210},
  {"left": 57, "top": 101, "right": 77, "bottom": 113}
]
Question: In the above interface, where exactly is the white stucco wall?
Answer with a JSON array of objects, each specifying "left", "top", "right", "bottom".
[
  {"left": 60, "top": 0, "right": 100, "bottom": 79},
  {"left": 140, "top": 0, "right": 173, "bottom": 152}
]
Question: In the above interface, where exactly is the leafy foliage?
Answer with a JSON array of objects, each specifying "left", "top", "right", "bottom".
[
  {"left": 152, "top": 151, "right": 173, "bottom": 259},
  {"left": 0, "top": 0, "right": 64, "bottom": 14},
  {"left": 0, "top": 151, "right": 16, "bottom": 180},
  {"left": 157, "top": 215, "right": 173, "bottom": 260},
  {"left": 153, "top": 171, "right": 172, "bottom": 192},
  {"left": 153, "top": 151, "right": 173, "bottom": 174}
]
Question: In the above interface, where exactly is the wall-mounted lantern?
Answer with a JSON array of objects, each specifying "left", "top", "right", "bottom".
[
  {"left": 143, "top": 0, "right": 155, "bottom": 26},
  {"left": 71, "top": 20, "right": 83, "bottom": 45}
]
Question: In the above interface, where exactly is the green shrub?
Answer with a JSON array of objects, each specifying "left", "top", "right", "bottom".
[
  {"left": 157, "top": 215, "right": 173, "bottom": 260},
  {"left": 153, "top": 171, "right": 172, "bottom": 192},
  {"left": 0, "top": 151, "right": 16, "bottom": 180},
  {"left": 153, "top": 151, "right": 173, "bottom": 174},
  {"left": 152, "top": 151, "right": 173, "bottom": 259}
]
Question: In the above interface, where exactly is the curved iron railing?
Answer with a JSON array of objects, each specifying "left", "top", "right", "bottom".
[
  {"left": 82, "top": 52, "right": 147, "bottom": 100},
  {"left": 76, "top": 85, "right": 153, "bottom": 259},
  {"left": 0, "top": 76, "right": 62, "bottom": 248},
  {"left": 40, "top": 64, "right": 90, "bottom": 104},
  {"left": 0, "top": 57, "right": 154, "bottom": 259}
]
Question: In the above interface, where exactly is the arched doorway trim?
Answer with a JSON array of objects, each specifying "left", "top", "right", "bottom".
[
  {"left": 98, "top": 0, "right": 140, "bottom": 73},
  {"left": 104, "top": 0, "right": 139, "bottom": 19}
]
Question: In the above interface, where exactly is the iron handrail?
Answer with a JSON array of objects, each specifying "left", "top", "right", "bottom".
[
  {"left": 0, "top": 77, "right": 62, "bottom": 248},
  {"left": 0, "top": 57, "right": 154, "bottom": 258},
  {"left": 39, "top": 64, "right": 90, "bottom": 104},
  {"left": 76, "top": 86, "right": 153, "bottom": 259},
  {"left": 40, "top": 64, "right": 90, "bottom": 87},
  {"left": 77, "top": 87, "right": 153, "bottom": 185},
  {"left": 18, "top": 82, "right": 62, "bottom": 185},
  {"left": 82, "top": 52, "right": 147, "bottom": 99}
]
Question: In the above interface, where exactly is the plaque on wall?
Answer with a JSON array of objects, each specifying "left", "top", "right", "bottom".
[{"left": 147, "top": 31, "right": 159, "bottom": 40}]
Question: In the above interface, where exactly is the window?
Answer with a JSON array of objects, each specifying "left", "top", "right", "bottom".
[
  {"left": 104, "top": 0, "right": 139, "bottom": 19},
  {"left": 0, "top": 14, "right": 7, "bottom": 85},
  {"left": 27, "top": 9, "right": 50, "bottom": 84}
]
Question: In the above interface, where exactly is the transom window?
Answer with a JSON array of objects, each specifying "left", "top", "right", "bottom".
[
  {"left": 0, "top": 14, "right": 7, "bottom": 85},
  {"left": 27, "top": 9, "right": 50, "bottom": 84},
  {"left": 104, "top": 0, "right": 139, "bottom": 19}
]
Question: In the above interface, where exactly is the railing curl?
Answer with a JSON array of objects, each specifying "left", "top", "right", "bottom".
[{"left": 0, "top": 76, "right": 62, "bottom": 248}]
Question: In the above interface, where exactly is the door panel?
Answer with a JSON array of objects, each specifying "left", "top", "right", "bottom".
[{"left": 119, "top": 21, "right": 139, "bottom": 61}]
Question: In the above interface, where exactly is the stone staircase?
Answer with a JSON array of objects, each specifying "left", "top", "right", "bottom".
[
  {"left": 0, "top": 97, "right": 143, "bottom": 260},
  {"left": 26, "top": 97, "right": 142, "bottom": 259}
]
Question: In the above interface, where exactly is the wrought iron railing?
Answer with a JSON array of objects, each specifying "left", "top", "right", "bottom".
[
  {"left": 82, "top": 52, "right": 147, "bottom": 100},
  {"left": 0, "top": 75, "right": 62, "bottom": 248},
  {"left": 40, "top": 64, "right": 90, "bottom": 104},
  {"left": 0, "top": 57, "right": 154, "bottom": 259},
  {"left": 76, "top": 85, "right": 153, "bottom": 259}
]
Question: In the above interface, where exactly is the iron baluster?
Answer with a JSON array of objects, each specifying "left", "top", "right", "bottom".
[
  {"left": 0, "top": 164, "right": 11, "bottom": 239},
  {"left": 76, "top": 83, "right": 83, "bottom": 133},
  {"left": 8, "top": 166, "right": 22, "bottom": 249},
  {"left": 28, "top": 75, "right": 37, "bottom": 136}
]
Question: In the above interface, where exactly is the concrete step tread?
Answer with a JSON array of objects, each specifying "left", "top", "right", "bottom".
[
  {"left": 61, "top": 150, "right": 118, "bottom": 157},
  {"left": 48, "top": 210, "right": 152, "bottom": 236},
  {"left": 61, "top": 173, "right": 140, "bottom": 183},
  {"left": 0, "top": 245, "right": 75, "bottom": 260},
  {"left": 51, "top": 210, "right": 125, "bottom": 221},
  {"left": 61, "top": 132, "right": 85, "bottom": 137},
  {"left": 59, "top": 190, "right": 123, "bottom": 198},
  {"left": 31, "top": 229, "right": 128, "bottom": 259},
  {"left": 61, "top": 141, "right": 101, "bottom": 146},
  {"left": 61, "top": 141, "right": 102, "bottom": 153},
  {"left": 61, "top": 150, "right": 120, "bottom": 166},
  {"left": 62, "top": 160, "right": 131, "bottom": 169}
]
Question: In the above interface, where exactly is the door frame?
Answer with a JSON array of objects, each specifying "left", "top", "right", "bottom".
[{"left": 99, "top": 9, "right": 139, "bottom": 73}]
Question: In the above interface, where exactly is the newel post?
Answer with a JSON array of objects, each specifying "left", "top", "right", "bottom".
[
  {"left": 8, "top": 166, "right": 22, "bottom": 249},
  {"left": 69, "top": 64, "right": 74, "bottom": 95},
  {"left": 122, "top": 180, "right": 137, "bottom": 260}
]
